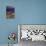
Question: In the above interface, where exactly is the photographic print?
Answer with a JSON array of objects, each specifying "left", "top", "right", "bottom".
[
  {"left": 6, "top": 6, "right": 15, "bottom": 19},
  {"left": 18, "top": 25, "right": 46, "bottom": 46}
]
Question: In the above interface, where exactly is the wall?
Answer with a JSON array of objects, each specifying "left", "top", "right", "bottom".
[{"left": 0, "top": 0, "right": 46, "bottom": 44}]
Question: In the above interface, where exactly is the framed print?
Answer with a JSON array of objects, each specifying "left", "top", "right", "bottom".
[
  {"left": 18, "top": 24, "right": 46, "bottom": 46},
  {"left": 6, "top": 6, "right": 15, "bottom": 19},
  {"left": 18, "top": 24, "right": 46, "bottom": 41}
]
